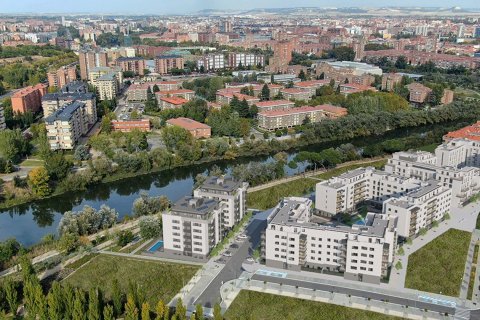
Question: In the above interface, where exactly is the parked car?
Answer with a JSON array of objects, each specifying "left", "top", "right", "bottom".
[{"left": 223, "top": 251, "right": 232, "bottom": 257}]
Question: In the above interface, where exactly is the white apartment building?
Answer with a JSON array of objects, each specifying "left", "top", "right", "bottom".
[
  {"left": 385, "top": 149, "right": 480, "bottom": 207},
  {"left": 263, "top": 197, "right": 397, "bottom": 284},
  {"left": 88, "top": 66, "right": 123, "bottom": 86},
  {"left": 315, "top": 167, "right": 420, "bottom": 216},
  {"left": 435, "top": 139, "right": 480, "bottom": 168},
  {"left": 45, "top": 101, "right": 90, "bottom": 150},
  {"left": 197, "top": 53, "right": 225, "bottom": 71},
  {"left": 228, "top": 52, "right": 265, "bottom": 68},
  {"left": 383, "top": 181, "right": 452, "bottom": 238},
  {"left": 162, "top": 197, "right": 222, "bottom": 259},
  {"left": 95, "top": 73, "right": 118, "bottom": 101},
  {"left": 193, "top": 176, "right": 248, "bottom": 229}
]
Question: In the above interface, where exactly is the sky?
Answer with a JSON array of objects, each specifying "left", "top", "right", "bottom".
[{"left": 1, "top": 0, "right": 479, "bottom": 14}]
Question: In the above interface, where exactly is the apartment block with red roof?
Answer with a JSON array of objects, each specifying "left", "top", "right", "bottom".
[
  {"left": 111, "top": 119, "right": 151, "bottom": 132},
  {"left": 159, "top": 96, "right": 188, "bottom": 109},
  {"left": 444, "top": 121, "right": 480, "bottom": 142},
  {"left": 339, "top": 83, "right": 377, "bottom": 96},
  {"left": 166, "top": 117, "right": 211, "bottom": 138},
  {"left": 216, "top": 92, "right": 260, "bottom": 106},
  {"left": 255, "top": 100, "right": 295, "bottom": 113},
  {"left": 155, "top": 89, "right": 195, "bottom": 101},
  {"left": 293, "top": 80, "right": 331, "bottom": 97},
  {"left": 258, "top": 105, "right": 347, "bottom": 130},
  {"left": 280, "top": 88, "right": 313, "bottom": 101},
  {"left": 11, "top": 83, "right": 48, "bottom": 114}
]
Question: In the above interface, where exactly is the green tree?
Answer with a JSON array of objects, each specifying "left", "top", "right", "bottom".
[
  {"left": 395, "top": 56, "right": 408, "bottom": 69},
  {"left": 213, "top": 303, "right": 222, "bottom": 320},
  {"left": 155, "top": 300, "right": 166, "bottom": 320},
  {"left": 195, "top": 304, "right": 203, "bottom": 320},
  {"left": 101, "top": 116, "right": 112, "bottom": 134},
  {"left": 125, "top": 294, "right": 139, "bottom": 320},
  {"left": 260, "top": 84, "right": 270, "bottom": 101},
  {"left": 63, "top": 284, "right": 75, "bottom": 320},
  {"left": 87, "top": 288, "right": 101, "bottom": 320},
  {"left": 73, "top": 289, "right": 86, "bottom": 320},
  {"left": 175, "top": 298, "right": 186, "bottom": 320},
  {"left": 103, "top": 304, "right": 115, "bottom": 320},
  {"left": 163, "top": 306, "right": 170, "bottom": 320},
  {"left": 161, "top": 125, "right": 193, "bottom": 151},
  {"left": 142, "top": 302, "right": 151, "bottom": 320},
  {"left": 4, "top": 279, "right": 18, "bottom": 316},
  {"left": 47, "top": 282, "right": 64, "bottom": 320},
  {"left": 112, "top": 278, "right": 123, "bottom": 317},
  {"left": 27, "top": 167, "right": 50, "bottom": 197},
  {"left": 45, "top": 152, "right": 73, "bottom": 181},
  {"left": 298, "top": 69, "right": 307, "bottom": 81},
  {"left": 57, "top": 232, "right": 79, "bottom": 253},
  {"left": 139, "top": 216, "right": 162, "bottom": 239}
]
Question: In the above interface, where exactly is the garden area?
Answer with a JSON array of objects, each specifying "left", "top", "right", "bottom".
[
  {"left": 63, "top": 254, "right": 199, "bottom": 306},
  {"left": 224, "top": 290, "right": 404, "bottom": 320},
  {"left": 405, "top": 229, "right": 471, "bottom": 296}
]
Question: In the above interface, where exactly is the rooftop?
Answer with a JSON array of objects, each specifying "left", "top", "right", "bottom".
[
  {"left": 45, "top": 101, "right": 84, "bottom": 122},
  {"left": 160, "top": 96, "right": 188, "bottom": 105},
  {"left": 256, "top": 100, "right": 295, "bottom": 107},
  {"left": 444, "top": 121, "right": 480, "bottom": 142},
  {"left": 171, "top": 196, "right": 219, "bottom": 217},
  {"left": 166, "top": 117, "right": 210, "bottom": 130},
  {"left": 197, "top": 176, "right": 246, "bottom": 193}
]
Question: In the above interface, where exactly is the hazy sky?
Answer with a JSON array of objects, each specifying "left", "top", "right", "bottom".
[{"left": 2, "top": 0, "right": 479, "bottom": 14}]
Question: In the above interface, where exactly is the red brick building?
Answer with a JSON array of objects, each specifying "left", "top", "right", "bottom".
[
  {"left": 116, "top": 57, "right": 146, "bottom": 76},
  {"left": 166, "top": 117, "right": 211, "bottom": 138},
  {"left": 11, "top": 83, "right": 48, "bottom": 114},
  {"left": 154, "top": 55, "right": 185, "bottom": 74},
  {"left": 111, "top": 119, "right": 151, "bottom": 132}
]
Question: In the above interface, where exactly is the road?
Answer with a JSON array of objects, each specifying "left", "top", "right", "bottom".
[{"left": 194, "top": 212, "right": 268, "bottom": 307}]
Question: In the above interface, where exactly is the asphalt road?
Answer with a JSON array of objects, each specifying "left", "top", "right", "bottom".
[
  {"left": 194, "top": 213, "right": 267, "bottom": 307},
  {"left": 251, "top": 273, "right": 456, "bottom": 315}
]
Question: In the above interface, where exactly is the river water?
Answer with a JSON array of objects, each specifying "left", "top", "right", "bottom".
[{"left": 0, "top": 122, "right": 462, "bottom": 246}]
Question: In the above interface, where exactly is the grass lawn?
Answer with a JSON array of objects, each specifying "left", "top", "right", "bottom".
[
  {"left": 19, "top": 159, "right": 44, "bottom": 167},
  {"left": 405, "top": 229, "right": 471, "bottom": 296},
  {"left": 63, "top": 254, "right": 198, "bottom": 306},
  {"left": 246, "top": 159, "right": 387, "bottom": 211},
  {"left": 417, "top": 143, "right": 438, "bottom": 153},
  {"left": 224, "top": 290, "right": 403, "bottom": 320}
]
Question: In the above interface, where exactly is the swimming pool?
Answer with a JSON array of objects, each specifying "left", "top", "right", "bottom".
[{"left": 148, "top": 240, "right": 164, "bottom": 253}]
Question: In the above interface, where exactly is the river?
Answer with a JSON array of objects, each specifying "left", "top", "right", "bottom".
[{"left": 0, "top": 122, "right": 466, "bottom": 246}]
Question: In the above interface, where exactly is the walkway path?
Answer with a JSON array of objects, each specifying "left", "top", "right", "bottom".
[
  {"left": 460, "top": 230, "right": 480, "bottom": 300},
  {"left": 99, "top": 250, "right": 204, "bottom": 266},
  {"left": 389, "top": 201, "right": 480, "bottom": 290},
  {"left": 247, "top": 157, "right": 387, "bottom": 193}
]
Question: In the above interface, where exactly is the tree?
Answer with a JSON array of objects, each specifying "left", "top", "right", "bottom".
[
  {"left": 163, "top": 306, "right": 170, "bottom": 320},
  {"left": 133, "top": 193, "right": 170, "bottom": 217},
  {"left": 298, "top": 69, "right": 307, "bottom": 81},
  {"left": 47, "top": 281, "right": 65, "bottom": 320},
  {"left": 142, "top": 302, "right": 151, "bottom": 320},
  {"left": 155, "top": 300, "right": 166, "bottom": 320},
  {"left": 4, "top": 279, "right": 18, "bottom": 316},
  {"left": 213, "top": 303, "right": 222, "bottom": 320},
  {"left": 112, "top": 279, "right": 123, "bottom": 317},
  {"left": 28, "top": 167, "right": 50, "bottom": 197},
  {"left": 45, "top": 152, "right": 73, "bottom": 181},
  {"left": 74, "top": 144, "right": 91, "bottom": 161},
  {"left": 329, "top": 46, "right": 355, "bottom": 61},
  {"left": 139, "top": 216, "right": 162, "bottom": 239},
  {"left": 117, "top": 230, "right": 134, "bottom": 247},
  {"left": 0, "top": 129, "right": 30, "bottom": 163},
  {"left": 101, "top": 116, "right": 112, "bottom": 134},
  {"left": 87, "top": 288, "right": 101, "bottom": 320},
  {"left": 175, "top": 298, "right": 186, "bottom": 320},
  {"left": 63, "top": 284, "right": 75, "bottom": 320},
  {"left": 103, "top": 304, "right": 115, "bottom": 320},
  {"left": 395, "top": 56, "right": 408, "bottom": 69},
  {"left": 161, "top": 125, "right": 193, "bottom": 151},
  {"left": 260, "top": 84, "right": 270, "bottom": 101},
  {"left": 195, "top": 304, "right": 203, "bottom": 320},
  {"left": 57, "top": 232, "right": 79, "bottom": 253},
  {"left": 125, "top": 294, "right": 139, "bottom": 320}
]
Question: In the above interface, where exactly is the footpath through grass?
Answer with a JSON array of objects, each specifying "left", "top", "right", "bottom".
[
  {"left": 405, "top": 229, "right": 471, "bottom": 297},
  {"left": 224, "top": 290, "right": 404, "bottom": 320},
  {"left": 247, "top": 159, "right": 387, "bottom": 210},
  {"left": 63, "top": 254, "right": 198, "bottom": 306}
]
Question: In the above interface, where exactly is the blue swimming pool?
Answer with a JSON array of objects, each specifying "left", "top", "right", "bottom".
[{"left": 148, "top": 240, "right": 164, "bottom": 252}]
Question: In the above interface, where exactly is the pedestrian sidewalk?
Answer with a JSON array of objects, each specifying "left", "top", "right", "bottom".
[{"left": 460, "top": 230, "right": 480, "bottom": 300}]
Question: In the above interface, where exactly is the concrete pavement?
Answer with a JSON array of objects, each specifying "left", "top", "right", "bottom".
[{"left": 461, "top": 231, "right": 480, "bottom": 300}]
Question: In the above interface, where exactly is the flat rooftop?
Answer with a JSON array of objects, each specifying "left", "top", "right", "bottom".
[
  {"left": 171, "top": 196, "right": 219, "bottom": 217},
  {"left": 197, "top": 176, "right": 245, "bottom": 193}
]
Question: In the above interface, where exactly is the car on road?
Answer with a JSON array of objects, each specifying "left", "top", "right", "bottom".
[
  {"left": 223, "top": 251, "right": 232, "bottom": 257},
  {"left": 246, "top": 257, "right": 254, "bottom": 263},
  {"left": 237, "top": 234, "right": 248, "bottom": 239},
  {"left": 230, "top": 243, "right": 239, "bottom": 249}
]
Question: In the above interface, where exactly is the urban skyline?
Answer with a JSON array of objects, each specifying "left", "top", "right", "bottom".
[{"left": 2, "top": 0, "right": 480, "bottom": 14}]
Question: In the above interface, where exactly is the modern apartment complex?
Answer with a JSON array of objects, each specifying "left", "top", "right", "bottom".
[
  {"left": 255, "top": 100, "right": 295, "bottom": 113},
  {"left": 162, "top": 176, "right": 248, "bottom": 259},
  {"left": 227, "top": 52, "right": 265, "bottom": 68},
  {"left": 45, "top": 101, "right": 90, "bottom": 150},
  {"left": 193, "top": 176, "right": 248, "bottom": 229},
  {"left": 263, "top": 197, "right": 397, "bottom": 283},
  {"left": 197, "top": 53, "right": 226, "bottom": 71},
  {"left": 162, "top": 196, "right": 222, "bottom": 259},
  {"left": 154, "top": 55, "right": 185, "bottom": 74},
  {"left": 42, "top": 82, "right": 97, "bottom": 128},
  {"left": 216, "top": 92, "right": 260, "bottom": 106},
  {"left": 95, "top": 73, "right": 118, "bottom": 100}
]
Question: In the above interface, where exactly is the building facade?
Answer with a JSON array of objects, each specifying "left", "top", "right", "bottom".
[
  {"left": 11, "top": 83, "right": 48, "bottom": 114},
  {"left": 154, "top": 55, "right": 185, "bottom": 74},
  {"left": 116, "top": 57, "right": 146, "bottom": 76},
  {"left": 166, "top": 117, "right": 211, "bottom": 138}
]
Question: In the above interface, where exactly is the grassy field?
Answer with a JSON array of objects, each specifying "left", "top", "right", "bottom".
[
  {"left": 417, "top": 144, "right": 438, "bottom": 153},
  {"left": 63, "top": 254, "right": 198, "bottom": 305},
  {"left": 19, "top": 158, "right": 44, "bottom": 167},
  {"left": 224, "top": 290, "right": 404, "bottom": 320},
  {"left": 405, "top": 229, "right": 471, "bottom": 296},
  {"left": 246, "top": 159, "right": 387, "bottom": 210}
]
